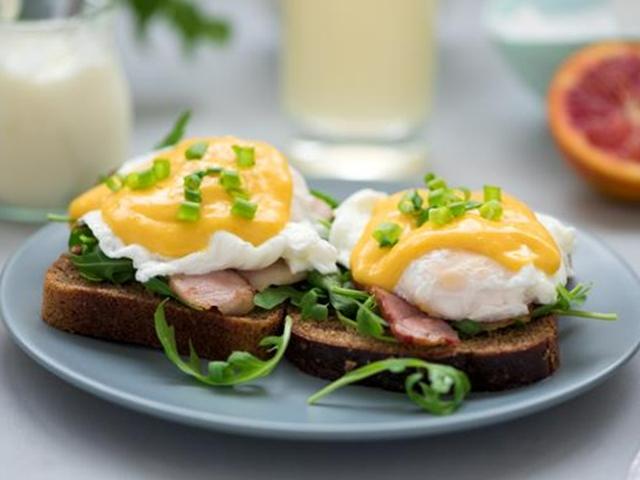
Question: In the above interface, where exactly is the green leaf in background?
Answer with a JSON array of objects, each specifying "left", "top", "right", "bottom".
[
  {"left": 155, "top": 109, "right": 191, "bottom": 149},
  {"left": 154, "top": 301, "right": 292, "bottom": 386},
  {"left": 307, "top": 357, "right": 471, "bottom": 415},
  {"left": 122, "top": 0, "right": 231, "bottom": 52}
]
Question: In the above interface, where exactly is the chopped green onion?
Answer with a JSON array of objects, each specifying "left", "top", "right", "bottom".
[
  {"left": 449, "top": 201, "right": 467, "bottom": 217},
  {"left": 428, "top": 188, "right": 446, "bottom": 207},
  {"left": 479, "top": 199, "right": 503, "bottom": 221},
  {"left": 184, "top": 173, "right": 203, "bottom": 191},
  {"left": 220, "top": 169, "right": 242, "bottom": 191},
  {"left": 177, "top": 201, "right": 201, "bottom": 222},
  {"left": 429, "top": 206, "right": 453, "bottom": 226},
  {"left": 185, "top": 141, "right": 209, "bottom": 160},
  {"left": 231, "top": 197, "right": 258, "bottom": 219},
  {"left": 398, "top": 190, "right": 423, "bottom": 214},
  {"left": 460, "top": 187, "right": 471, "bottom": 201},
  {"left": 202, "top": 167, "right": 222, "bottom": 177},
  {"left": 126, "top": 169, "right": 156, "bottom": 190},
  {"left": 423, "top": 172, "right": 436, "bottom": 184},
  {"left": 232, "top": 145, "right": 255, "bottom": 168},
  {"left": 152, "top": 158, "right": 171, "bottom": 180},
  {"left": 427, "top": 177, "right": 447, "bottom": 191},
  {"left": 184, "top": 188, "right": 202, "bottom": 203},
  {"left": 483, "top": 185, "right": 502, "bottom": 202},
  {"left": 373, "top": 222, "right": 402, "bottom": 248},
  {"left": 104, "top": 174, "right": 124, "bottom": 192}
]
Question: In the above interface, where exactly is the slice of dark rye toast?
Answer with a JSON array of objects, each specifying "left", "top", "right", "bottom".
[
  {"left": 286, "top": 313, "right": 560, "bottom": 391},
  {"left": 42, "top": 255, "right": 286, "bottom": 360}
]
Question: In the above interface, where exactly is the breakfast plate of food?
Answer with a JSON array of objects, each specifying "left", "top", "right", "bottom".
[{"left": 1, "top": 118, "right": 639, "bottom": 440}]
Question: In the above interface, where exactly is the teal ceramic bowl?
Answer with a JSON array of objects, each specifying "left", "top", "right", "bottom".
[{"left": 484, "top": 0, "right": 613, "bottom": 97}]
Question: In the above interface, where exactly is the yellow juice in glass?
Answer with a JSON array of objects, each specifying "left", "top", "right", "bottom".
[{"left": 282, "top": 0, "right": 437, "bottom": 140}]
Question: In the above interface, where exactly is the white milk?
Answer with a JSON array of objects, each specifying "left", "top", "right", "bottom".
[
  {"left": 281, "top": 0, "right": 437, "bottom": 140},
  {"left": 0, "top": 14, "right": 130, "bottom": 209}
]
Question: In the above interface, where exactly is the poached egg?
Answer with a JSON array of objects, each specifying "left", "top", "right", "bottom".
[
  {"left": 330, "top": 189, "right": 575, "bottom": 322},
  {"left": 69, "top": 136, "right": 338, "bottom": 283}
]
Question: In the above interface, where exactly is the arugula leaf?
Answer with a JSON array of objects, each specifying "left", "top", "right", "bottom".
[
  {"left": 144, "top": 277, "right": 179, "bottom": 300},
  {"left": 155, "top": 110, "right": 191, "bottom": 149},
  {"left": 355, "top": 297, "right": 397, "bottom": 343},
  {"left": 47, "top": 213, "right": 74, "bottom": 223},
  {"left": 308, "top": 357, "right": 470, "bottom": 415},
  {"left": 306, "top": 270, "right": 397, "bottom": 342},
  {"left": 253, "top": 286, "right": 303, "bottom": 310},
  {"left": 300, "top": 289, "right": 329, "bottom": 321},
  {"left": 70, "top": 248, "right": 136, "bottom": 284},
  {"left": 154, "top": 301, "right": 292, "bottom": 386},
  {"left": 532, "top": 283, "right": 617, "bottom": 321},
  {"left": 310, "top": 189, "right": 340, "bottom": 209},
  {"left": 452, "top": 319, "right": 484, "bottom": 337}
]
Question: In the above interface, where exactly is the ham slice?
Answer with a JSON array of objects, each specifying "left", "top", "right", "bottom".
[
  {"left": 371, "top": 287, "right": 460, "bottom": 347},
  {"left": 239, "top": 260, "right": 306, "bottom": 291},
  {"left": 169, "top": 270, "right": 255, "bottom": 315}
]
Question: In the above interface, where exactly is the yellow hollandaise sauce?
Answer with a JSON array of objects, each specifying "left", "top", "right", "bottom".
[
  {"left": 69, "top": 137, "right": 293, "bottom": 258},
  {"left": 351, "top": 190, "right": 562, "bottom": 291}
]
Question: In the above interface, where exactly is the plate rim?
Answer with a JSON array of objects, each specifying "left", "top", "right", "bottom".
[{"left": 2, "top": 222, "right": 640, "bottom": 441}]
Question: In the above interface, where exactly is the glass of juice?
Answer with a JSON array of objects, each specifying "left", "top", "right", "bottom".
[
  {"left": 0, "top": 0, "right": 131, "bottom": 221},
  {"left": 281, "top": 0, "right": 437, "bottom": 180}
]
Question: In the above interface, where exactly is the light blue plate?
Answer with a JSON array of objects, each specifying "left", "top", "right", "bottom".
[{"left": 1, "top": 180, "right": 640, "bottom": 441}]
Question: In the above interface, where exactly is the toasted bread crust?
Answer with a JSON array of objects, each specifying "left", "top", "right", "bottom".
[
  {"left": 42, "top": 256, "right": 285, "bottom": 359},
  {"left": 286, "top": 314, "right": 560, "bottom": 391}
]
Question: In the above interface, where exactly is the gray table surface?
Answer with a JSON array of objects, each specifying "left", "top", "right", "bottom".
[{"left": 1, "top": 1, "right": 639, "bottom": 479}]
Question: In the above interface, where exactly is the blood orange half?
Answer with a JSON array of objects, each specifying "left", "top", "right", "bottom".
[{"left": 548, "top": 42, "right": 640, "bottom": 200}]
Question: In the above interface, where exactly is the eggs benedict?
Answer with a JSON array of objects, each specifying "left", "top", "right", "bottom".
[{"left": 64, "top": 136, "right": 338, "bottom": 314}]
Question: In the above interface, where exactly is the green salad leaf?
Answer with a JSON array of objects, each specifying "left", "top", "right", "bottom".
[
  {"left": 308, "top": 357, "right": 470, "bottom": 415},
  {"left": 154, "top": 301, "right": 292, "bottom": 386},
  {"left": 155, "top": 110, "right": 191, "bottom": 149},
  {"left": 310, "top": 189, "right": 340, "bottom": 209},
  {"left": 532, "top": 283, "right": 617, "bottom": 321}
]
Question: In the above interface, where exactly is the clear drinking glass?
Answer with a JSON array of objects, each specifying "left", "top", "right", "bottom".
[
  {"left": 281, "top": 0, "right": 437, "bottom": 180},
  {"left": 0, "top": 0, "right": 131, "bottom": 222}
]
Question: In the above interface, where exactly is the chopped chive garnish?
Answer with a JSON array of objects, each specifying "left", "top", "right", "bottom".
[
  {"left": 125, "top": 170, "right": 155, "bottom": 190},
  {"left": 428, "top": 188, "right": 446, "bottom": 207},
  {"left": 232, "top": 145, "right": 255, "bottom": 168},
  {"left": 427, "top": 177, "right": 447, "bottom": 191},
  {"left": 152, "top": 158, "right": 171, "bottom": 180},
  {"left": 449, "top": 201, "right": 467, "bottom": 217},
  {"left": 423, "top": 172, "right": 436, "bottom": 184},
  {"left": 177, "top": 201, "right": 201, "bottom": 222},
  {"left": 184, "top": 188, "right": 202, "bottom": 203},
  {"left": 398, "top": 190, "right": 423, "bottom": 214},
  {"left": 231, "top": 197, "right": 258, "bottom": 219},
  {"left": 203, "top": 167, "right": 222, "bottom": 177},
  {"left": 184, "top": 173, "right": 203, "bottom": 191},
  {"left": 479, "top": 199, "right": 503, "bottom": 221},
  {"left": 429, "top": 206, "right": 453, "bottom": 226},
  {"left": 460, "top": 187, "right": 471, "bottom": 201},
  {"left": 220, "top": 169, "right": 241, "bottom": 191},
  {"left": 373, "top": 222, "right": 402, "bottom": 248},
  {"left": 483, "top": 185, "right": 502, "bottom": 202},
  {"left": 185, "top": 141, "right": 209, "bottom": 160},
  {"left": 104, "top": 174, "right": 124, "bottom": 192}
]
